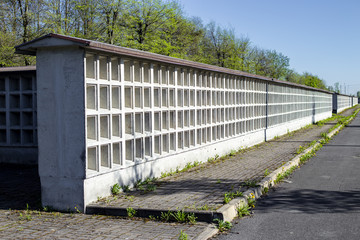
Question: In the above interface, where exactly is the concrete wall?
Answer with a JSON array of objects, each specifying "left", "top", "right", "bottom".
[
  {"left": 14, "top": 34, "right": 336, "bottom": 211},
  {"left": 333, "top": 93, "right": 356, "bottom": 113}
]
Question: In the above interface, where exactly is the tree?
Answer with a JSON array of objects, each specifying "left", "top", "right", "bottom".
[{"left": 357, "top": 91, "right": 360, "bottom": 98}]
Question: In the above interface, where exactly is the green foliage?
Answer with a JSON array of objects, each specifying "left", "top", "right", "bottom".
[
  {"left": 213, "top": 218, "right": 232, "bottom": 232},
  {"left": 160, "top": 210, "right": 197, "bottom": 224},
  {"left": 178, "top": 230, "right": 188, "bottom": 240},
  {"left": 264, "top": 169, "right": 269, "bottom": 176},
  {"left": 237, "top": 204, "right": 251, "bottom": 218},
  {"left": 224, "top": 191, "right": 243, "bottom": 204},
  {"left": 0, "top": 0, "right": 329, "bottom": 89},
  {"left": 126, "top": 207, "right": 136, "bottom": 217},
  {"left": 111, "top": 183, "right": 121, "bottom": 195}
]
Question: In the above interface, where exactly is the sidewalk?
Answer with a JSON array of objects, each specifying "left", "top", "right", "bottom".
[{"left": 0, "top": 106, "right": 358, "bottom": 240}]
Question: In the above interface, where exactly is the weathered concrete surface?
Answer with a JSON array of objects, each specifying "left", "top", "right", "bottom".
[{"left": 213, "top": 110, "right": 360, "bottom": 240}]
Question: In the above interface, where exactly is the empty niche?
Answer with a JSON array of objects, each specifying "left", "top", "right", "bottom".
[
  {"left": 133, "top": 62, "right": 141, "bottom": 82},
  {"left": 0, "top": 95, "right": 5, "bottom": 108},
  {"left": 212, "top": 92, "right": 216, "bottom": 105},
  {"left": 21, "top": 77, "right": 32, "bottom": 91},
  {"left": 190, "top": 90, "right": 195, "bottom": 106},
  {"left": 190, "top": 130, "right": 195, "bottom": 146},
  {"left": 162, "top": 134, "right": 169, "bottom": 153},
  {"left": 196, "top": 110, "right": 201, "bottom": 125},
  {"left": 190, "top": 71, "right": 195, "bottom": 86},
  {"left": 221, "top": 92, "right": 225, "bottom": 105},
  {"left": 87, "top": 85, "right": 97, "bottom": 110},
  {"left": 10, "top": 95, "right": 20, "bottom": 108},
  {"left": 145, "top": 137, "right": 151, "bottom": 157},
  {"left": 135, "top": 113, "right": 142, "bottom": 134},
  {"left": 85, "top": 54, "right": 95, "bottom": 79},
  {"left": 217, "top": 109, "right": 221, "bottom": 123},
  {"left": 154, "top": 135, "right": 160, "bottom": 154},
  {"left": 201, "top": 128, "right": 206, "bottom": 143},
  {"left": 22, "top": 130, "right": 33, "bottom": 144},
  {"left": 177, "top": 111, "right": 183, "bottom": 128},
  {"left": 184, "top": 110, "right": 189, "bottom": 127},
  {"left": 207, "top": 127, "right": 211, "bottom": 142},
  {"left": 217, "top": 126, "right": 221, "bottom": 139},
  {"left": 154, "top": 88, "right": 160, "bottom": 107},
  {"left": 124, "top": 60, "right": 131, "bottom": 82},
  {"left": 22, "top": 112, "right": 33, "bottom": 127},
  {"left": 225, "top": 108, "right": 229, "bottom": 121},
  {"left": 212, "top": 109, "right": 217, "bottom": 123},
  {"left": 168, "top": 67, "right": 174, "bottom": 85},
  {"left": 101, "top": 144, "right": 110, "bottom": 167},
  {"left": 100, "top": 115, "right": 109, "bottom": 139},
  {"left": 220, "top": 108, "right": 225, "bottom": 122},
  {"left": 184, "top": 131, "right": 189, "bottom": 147},
  {"left": 217, "top": 92, "right": 221, "bottom": 106},
  {"left": 212, "top": 126, "right": 216, "bottom": 141},
  {"left": 10, "top": 112, "right": 20, "bottom": 126},
  {"left": 161, "top": 66, "right": 167, "bottom": 85},
  {"left": 202, "top": 91, "right": 206, "bottom": 106},
  {"left": 169, "top": 89, "right": 175, "bottom": 107},
  {"left": 135, "top": 87, "right": 142, "bottom": 108},
  {"left": 196, "top": 129, "right": 201, "bottom": 145},
  {"left": 10, "top": 129, "right": 20, "bottom": 144},
  {"left": 225, "top": 124, "right": 229, "bottom": 137},
  {"left": 162, "top": 111, "right": 168, "bottom": 130},
  {"left": 154, "top": 112, "right": 160, "bottom": 131},
  {"left": 153, "top": 65, "right": 160, "bottom": 84},
  {"left": 177, "top": 89, "right": 183, "bottom": 107},
  {"left": 0, "top": 112, "right": 5, "bottom": 126},
  {"left": 162, "top": 89, "right": 168, "bottom": 107},
  {"left": 177, "top": 69, "right": 183, "bottom": 86},
  {"left": 113, "top": 142, "right": 121, "bottom": 165},
  {"left": 169, "top": 111, "right": 175, "bottom": 129},
  {"left": 206, "top": 109, "right": 211, "bottom": 124},
  {"left": 87, "top": 116, "right": 97, "bottom": 140},
  {"left": 236, "top": 122, "right": 241, "bottom": 134},
  {"left": 143, "top": 63, "right": 150, "bottom": 83},
  {"left": 170, "top": 133, "right": 175, "bottom": 151},
  {"left": 178, "top": 132, "right": 183, "bottom": 149},
  {"left": 0, "top": 78, "right": 5, "bottom": 91},
  {"left": 111, "top": 58, "right": 119, "bottom": 81},
  {"left": 201, "top": 110, "right": 206, "bottom": 125},
  {"left": 0, "top": 129, "right": 6, "bottom": 143},
  {"left": 144, "top": 112, "right": 151, "bottom": 132},
  {"left": 184, "top": 90, "right": 189, "bottom": 107},
  {"left": 190, "top": 110, "right": 195, "bottom": 126},
  {"left": 196, "top": 74, "right": 201, "bottom": 87},
  {"left": 220, "top": 125, "right": 224, "bottom": 138},
  {"left": 112, "top": 115, "right": 121, "bottom": 137},
  {"left": 22, "top": 94, "right": 33, "bottom": 109},
  {"left": 184, "top": 70, "right": 189, "bottom": 86},
  {"left": 125, "top": 140, "right": 134, "bottom": 161},
  {"left": 99, "top": 56, "right": 108, "bottom": 80},
  {"left": 87, "top": 147, "right": 97, "bottom": 170},
  {"left": 196, "top": 91, "right": 201, "bottom": 106},
  {"left": 125, "top": 113, "right": 133, "bottom": 135},
  {"left": 124, "top": 87, "right": 132, "bottom": 108},
  {"left": 111, "top": 87, "right": 120, "bottom": 109},
  {"left": 135, "top": 138, "right": 142, "bottom": 158},
  {"left": 100, "top": 85, "right": 109, "bottom": 109},
  {"left": 144, "top": 88, "right": 151, "bottom": 108}
]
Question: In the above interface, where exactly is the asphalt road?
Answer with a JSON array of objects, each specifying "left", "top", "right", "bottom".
[{"left": 214, "top": 114, "right": 360, "bottom": 240}]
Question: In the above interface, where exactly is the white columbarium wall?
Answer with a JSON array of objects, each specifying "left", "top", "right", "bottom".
[{"left": 15, "top": 34, "right": 334, "bottom": 211}]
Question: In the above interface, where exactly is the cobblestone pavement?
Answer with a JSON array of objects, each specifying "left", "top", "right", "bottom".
[
  {"left": 0, "top": 209, "right": 208, "bottom": 240},
  {"left": 90, "top": 107, "right": 359, "bottom": 213}
]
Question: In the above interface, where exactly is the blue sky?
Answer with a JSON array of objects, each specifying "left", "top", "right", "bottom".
[{"left": 179, "top": 0, "right": 360, "bottom": 95}]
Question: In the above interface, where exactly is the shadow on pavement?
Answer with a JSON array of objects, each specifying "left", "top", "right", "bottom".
[
  {"left": 257, "top": 189, "right": 360, "bottom": 214},
  {"left": 0, "top": 164, "right": 41, "bottom": 210}
]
